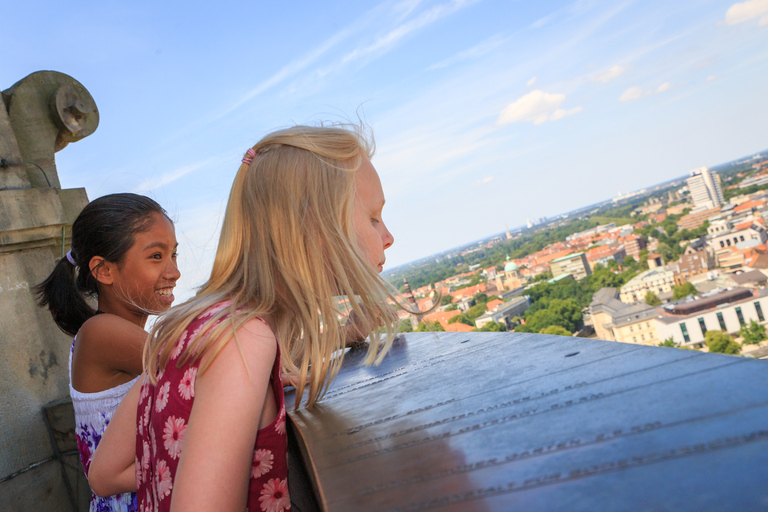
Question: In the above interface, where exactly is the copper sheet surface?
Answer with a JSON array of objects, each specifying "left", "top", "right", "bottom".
[{"left": 286, "top": 332, "right": 768, "bottom": 511}]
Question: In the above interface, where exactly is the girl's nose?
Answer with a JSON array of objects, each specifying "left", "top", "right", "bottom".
[
  {"left": 166, "top": 261, "right": 181, "bottom": 281},
  {"left": 383, "top": 224, "right": 394, "bottom": 250}
]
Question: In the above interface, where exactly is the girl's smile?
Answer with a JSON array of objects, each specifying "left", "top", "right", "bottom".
[{"left": 110, "top": 212, "right": 181, "bottom": 315}]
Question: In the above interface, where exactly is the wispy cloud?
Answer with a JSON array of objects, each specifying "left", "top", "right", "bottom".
[
  {"left": 343, "top": 0, "right": 481, "bottom": 67},
  {"left": 428, "top": 32, "right": 508, "bottom": 70},
  {"left": 619, "top": 82, "right": 672, "bottom": 101},
  {"left": 132, "top": 158, "right": 216, "bottom": 193},
  {"left": 473, "top": 176, "right": 494, "bottom": 185},
  {"left": 497, "top": 90, "right": 583, "bottom": 125},
  {"left": 593, "top": 64, "right": 628, "bottom": 83},
  {"left": 527, "top": 76, "right": 537, "bottom": 87},
  {"left": 724, "top": 0, "right": 768, "bottom": 26}
]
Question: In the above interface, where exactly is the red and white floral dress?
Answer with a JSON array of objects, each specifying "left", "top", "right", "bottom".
[{"left": 135, "top": 303, "right": 290, "bottom": 512}]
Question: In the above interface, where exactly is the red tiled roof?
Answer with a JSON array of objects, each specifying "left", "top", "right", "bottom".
[
  {"left": 445, "top": 322, "right": 474, "bottom": 332},
  {"left": 486, "top": 299, "right": 503, "bottom": 311},
  {"left": 734, "top": 199, "right": 765, "bottom": 213},
  {"left": 449, "top": 283, "right": 487, "bottom": 299},
  {"left": 423, "top": 309, "right": 461, "bottom": 329}
]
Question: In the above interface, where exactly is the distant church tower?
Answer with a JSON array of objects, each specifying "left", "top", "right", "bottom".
[
  {"left": 402, "top": 278, "right": 420, "bottom": 330},
  {"left": 505, "top": 223, "right": 512, "bottom": 240}
]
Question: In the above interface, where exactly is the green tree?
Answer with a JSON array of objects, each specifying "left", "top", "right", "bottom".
[
  {"left": 399, "top": 319, "right": 413, "bottom": 333},
  {"left": 445, "top": 304, "right": 458, "bottom": 311},
  {"left": 448, "top": 314, "right": 474, "bottom": 327},
  {"left": 705, "top": 330, "right": 741, "bottom": 355},
  {"left": 474, "top": 321, "right": 507, "bottom": 332},
  {"left": 658, "top": 337, "right": 678, "bottom": 348},
  {"left": 739, "top": 320, "right": 767, "bottom": 345},
  {"left": 416, "top": 320, "right": 445, "bottom": 332},
  {"left": 645, "top": 292, "right": 662, "bottom": 306},
  {"left": 655, "top": 242, "right": 674, "bottom": 262},
  {"left": 672, "top": 282, "right": 697, "bottom": 300},
  {"left": 440, "top": 294, "right": 454, "bottom": 306},
  {"left": 638, "top": 249, "right": 649, "bottom": 270},
  {"left": 524, "top": 298, "right": 582, "bottom": 333},
  {"left": 539, "top": 325, "right": 572, "bottom": 336}
]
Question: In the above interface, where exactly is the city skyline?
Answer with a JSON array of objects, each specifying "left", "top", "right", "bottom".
[{"left": 6, "top": 0, "right": 768, "bottom": 300}]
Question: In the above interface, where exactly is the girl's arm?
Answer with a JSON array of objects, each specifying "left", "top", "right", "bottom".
[
  {"left": 171, "top": 319, "right": 277, "bottom": 512},
  {"left": 89, "top": 378, "right": 141, "bottom": 496}
]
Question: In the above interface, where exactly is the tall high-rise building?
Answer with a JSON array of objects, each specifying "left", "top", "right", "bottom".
[{"left": 687, "top": 167, "right": 724, "bottom": 212}]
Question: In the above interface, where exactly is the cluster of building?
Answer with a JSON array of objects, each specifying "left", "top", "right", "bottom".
[
  {"left": 399, "top": 162, "right": 768, "bottom": 349},
  {"left": 590, "top": 165, "right": 768, "bottom": 349}
]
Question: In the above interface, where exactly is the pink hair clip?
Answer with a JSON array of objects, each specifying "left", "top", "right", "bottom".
[{"left": 242, "top": 148, "right": 256, "bottom": 165}]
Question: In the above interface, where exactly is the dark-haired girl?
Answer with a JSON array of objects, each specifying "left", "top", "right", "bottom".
[{"left": 36, "top": 193, "right": 180, "bottom": 512}]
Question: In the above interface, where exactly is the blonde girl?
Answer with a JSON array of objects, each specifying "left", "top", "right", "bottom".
[
  {"left": 36, "top": 193, "right": 180, "bottom": 512},
  {"left": 90, "top": 124, "right": 399, "bottom": 511}
]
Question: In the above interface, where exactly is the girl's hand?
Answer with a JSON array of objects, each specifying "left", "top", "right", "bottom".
[{"left": 342, "top": 306, "right": 398, "bottom": 347}]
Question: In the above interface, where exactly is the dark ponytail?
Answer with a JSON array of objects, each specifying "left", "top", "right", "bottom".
[{"left": 35, "top": 193, "right": 170, "bottom": 336}]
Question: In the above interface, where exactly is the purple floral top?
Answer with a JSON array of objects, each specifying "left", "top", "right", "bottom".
[{"left": 70, "top": 338, "right": 139, "bottom": 512}]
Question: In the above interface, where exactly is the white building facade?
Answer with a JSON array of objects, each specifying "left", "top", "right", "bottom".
[
  {"left": 687, "top": 167, "right": 724, "bottom": 213},
  {"left": 653, "top": 288, "right": 768, "bottom": 348}
]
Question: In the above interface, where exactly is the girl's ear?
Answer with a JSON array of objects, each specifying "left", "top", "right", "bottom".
[{"left": 89, "top": 256, "right": 114, "bottom": 285}]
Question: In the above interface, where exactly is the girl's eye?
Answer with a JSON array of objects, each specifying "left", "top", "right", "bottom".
[
  {"left": 371, "top": 218, "right": 380, "bottom": 224},
  {"left": 151, "top": 253, "right": 163, "bottom": 260},
  {"left": 172, "top": 253, "right": 179, "bottom": 259}
]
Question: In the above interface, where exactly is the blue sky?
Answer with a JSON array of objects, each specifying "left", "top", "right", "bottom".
[{"left": 6, "top": 0, "right": 768, "bottom": 300}]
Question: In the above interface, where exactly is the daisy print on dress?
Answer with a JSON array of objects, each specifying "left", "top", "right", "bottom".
[
  {"left": 163, "top": 416, "right": 187, "bottom": 459},
  {"left": 178, "top": 367, "right": 197, "bottom": 400},
  {"left": 251, "top": 449, "right": 274, "bottom": 479},
  {"left": 259, "top": 478, "right": 291, "bottom": 512},
  {"left": 274, "top": 407, "right": 286, "bottom": 436},
  {"left": 155, "top": 459, "right": 173, "bottom": 501},
  {"left": 155, "top": 381, "right": 171, "bottom": 412}
]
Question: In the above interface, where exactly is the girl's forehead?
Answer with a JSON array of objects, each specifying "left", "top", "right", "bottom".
[
  {"left": 355, "top": 159, "right": 385, "bottom": 202},
  {"left": 132, "top": 214, "right": 177, "bottom": 248}
]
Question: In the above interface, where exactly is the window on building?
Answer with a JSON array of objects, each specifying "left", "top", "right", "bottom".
[
  {"left": 641, "top": 334, "right": 645, "bottom": 341},
  {"left": 630, "top": 325, "right": 633, "bottom": 332},
  {"left": 740, "top": 235, "right": 745, "bottom": 242},
  {"left": 633, "top": 337, "right": 637, "bottom": 343},
  {"left": 736, "top": 306, "right": 745, "bottom": 326},
  {"left": 756, "top": 302, "right": 765, "bottom": 322},
  {"left": 680, "top": 323, "right": 690, "bottom": 343},
  {"left": 717, "top": 312, "right": 727, "bottom": 331},
  {"left": 720, "top": 241, "right": 725, "bottom": 248},
  {"left": 698, "top": 317, "right": 707, "bottom": 336}
]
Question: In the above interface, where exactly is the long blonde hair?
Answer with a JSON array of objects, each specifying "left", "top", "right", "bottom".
[{"left": 145, "top": 124, "right": 400, "bottom": 408}]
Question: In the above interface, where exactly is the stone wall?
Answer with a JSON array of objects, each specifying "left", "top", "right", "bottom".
[{"left": 0, "top": 71, "right": 96, "bottom": 511}]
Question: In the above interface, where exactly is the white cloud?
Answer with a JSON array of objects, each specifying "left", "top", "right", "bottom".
[
  {"left": 343, "top": 0, "right": 481, "bottom": 66},
  {"left": 707, "top": 75, "right": 720, "bottom": 81},
  {"left": 132, "top": 158, "right": 215, "bottom": 193},
  {"left": 497, "top": 90, "right": 583, "bottom": 125},
  {"left": 550, "top": 106, "right": 584, "bottom": 121},
  {"left": 428, "top": 33, "right": 508, "bottom": 70},
  {"left": 527, "top": 76, "right": 537, "bottom": 87},
  {"left": 725, "top": 0, "right": 768, "bottom": 25},
  {"left": 619, "top": 86, "right": 644, "bottom": 101},
  {"left": 594, "top": 65, "right": 628, "bottom": 83},
  {"left": 619, "top": 82, "right": 673, "bottom": 102},
  {"left": 473, "top": 176, "right": 494, "bottom": 185}
]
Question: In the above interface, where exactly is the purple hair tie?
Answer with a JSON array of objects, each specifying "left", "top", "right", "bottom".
[
  {"left": 242, "top": 148, "right": 256, "bottom": 165},
  {"left": 66, "top": 250, "right": 76, "bottom": 266}
]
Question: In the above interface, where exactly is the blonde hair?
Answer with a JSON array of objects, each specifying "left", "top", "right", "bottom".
[{"left": 145, "top": 124, "right": 400, "bottom": 409}]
